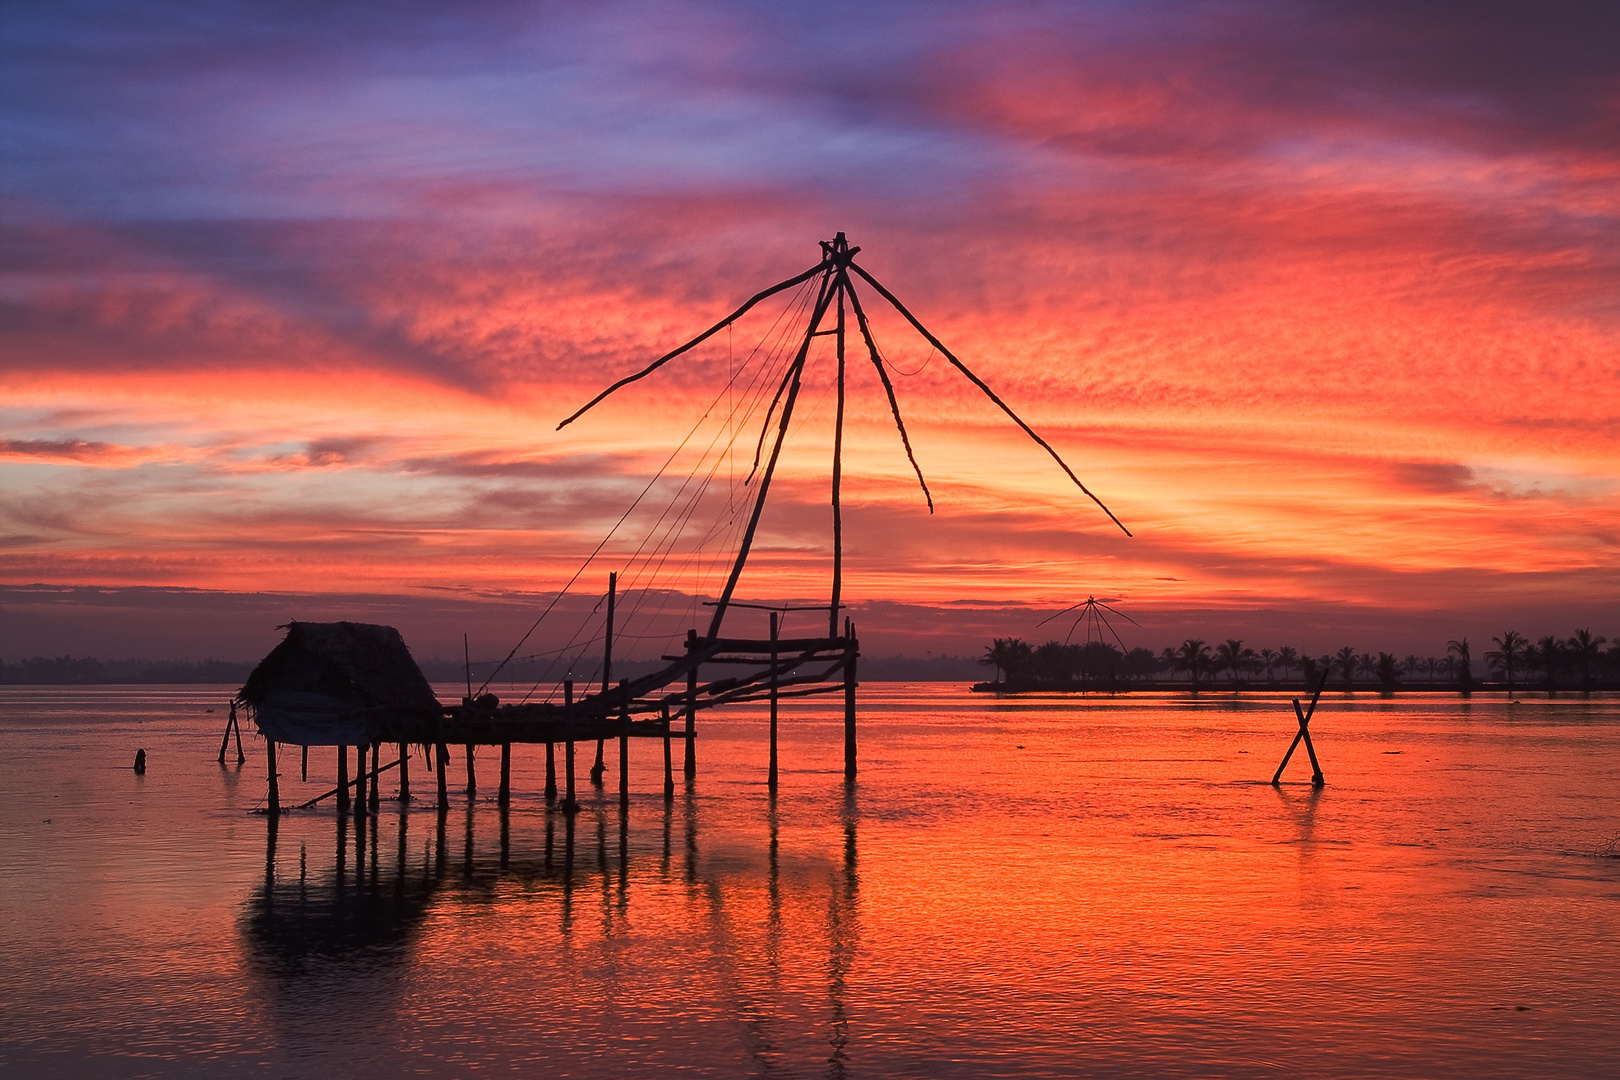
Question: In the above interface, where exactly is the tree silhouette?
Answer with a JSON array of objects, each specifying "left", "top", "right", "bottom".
[
  {"left": 1485, "top": 631, "right": 1528, "bottom": 693},
  {"left": 1174, "top": 639, "right": 1212, "bottom": 688},
  {"left": 1277, "top": 646, "right": 1299, "bottom": 682},
  {"left": 1214, "top": 639, "right": 1254, "bottom": 686},
  {"left": 1447, "top": 638, "right": 1473, "bottom": 692},
  {"left": 1335, "top": 646, "right": 1358, "bottom": 691},
  {"left": 1566, "top": 628, "right": 1606, "bottom": 691}
]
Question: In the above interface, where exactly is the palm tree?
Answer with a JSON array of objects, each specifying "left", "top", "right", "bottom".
[
  {"left": 1277, "top": 646, "right": 1299, "bottom": 682},
  {"left": 1423, "top": 656, "right": 1440, "bottom": 683},
  {"left": 1376, "top": 652, "right": 1400, "bottom": 691},
  {"left": 1566, "top": 629, "right": 1607, "bottom": 691},
  {"left": 1401, "top": 654, "right": 1421, "bottom": 681},
  {"left": 1175, "top": 639, "right": 1212, "bottom": 689},
  {"left": 1214, "top": 639, "right": 1253, "bottom": 687},
  {"left": 1447, "top": 638, "right": 1473, "bottom": 692},
  {"left": 1533, "top": 635, "right": 1562, "bottom": 691},
  {"left": 1159, "top": 646, "right": 1179, "bottom": 683},
  {"left": 1335, "top": 646, "right": 1358, "bottom": 691},
  {"left": 1485, "top": 631, "right": 1528, "bottom": 693},
  {"left": 980, "top": 638, "right": 1015, "bottom": 685}
]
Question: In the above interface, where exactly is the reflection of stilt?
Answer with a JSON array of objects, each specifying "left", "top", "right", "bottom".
[
  {"left": 500, "top": 802, "right": 510, "bottom": 870},
  {"left": 827, "top": 787, "right": 859, "bottom": 1078}
]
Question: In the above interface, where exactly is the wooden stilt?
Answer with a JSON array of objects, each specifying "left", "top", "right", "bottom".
[
  {"left": 355, "top": 743, "right": 368, "bottom": 818},
  {"left": 662, "top": 703, "right": 674, "bottom": 800},
  {"left": 465, "top": 743, "right": 476, "bottom": 799},
  {"left": 844, "top": 618, "right": 858, "bottom": 781},
  {"left": 563, "top": 680, "right": 578, "bottom": 814},
  {"left": 218, "top": 703, "right": 235, "bottom": 763},
  {"left": 769, "top": 611, "right": 780, "bottom": 792},
  {"left": 685, "top": 629, "right": 698, "bottom": 779},
  {"left": 337, "top": 745, "right": 351, "bottom": 812},
  {"left": 545, "top": 740, "right": 557, "bottom": 802},
  {"left": 266, "top": 739, "right": 280, "bottom": 817},
  {"left": 369, "top": 742, "right": 380, "bottom": 809},
  {"left": 499, "top": 743, "right": 511, "bottom": 807},
  {"left": 618, "top": 679, "right": 630, "bottom": 810},
  {"left": 595, "top": 571, "right": 614, "bottom": 786},
  {"left": 398, "top": 742, "right": 409, "bottom": 801},
  {"left": 301, "top": 744, "right": 308, "bottom": 782},
  {"left": 435, "top": 740, "right": 448, "bottom": 810},
  {"left": 233, "top": 710, "right": 245, "bottom": 764}
]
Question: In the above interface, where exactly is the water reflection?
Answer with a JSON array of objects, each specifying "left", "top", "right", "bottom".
[{"left": 240, "top": 791, "right": 863, "bottom": 1072}]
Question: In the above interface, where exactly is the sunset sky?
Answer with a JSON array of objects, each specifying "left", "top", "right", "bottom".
[{"left": 3, "top": 1, "right": 1617, "bottom": 664}]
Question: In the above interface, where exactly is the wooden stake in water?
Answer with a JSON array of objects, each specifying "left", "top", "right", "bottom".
[
  {"left": 1272, "top": 669, "right": 1330, "bottom": 786},
  {"left": 337, "top": 745, "right": 350, "bottom": 812},
  {"left": 619, "top": 679, "right": 630, "bottom": 810},
  {"left": 499, "top": 743, "right": 511, "bottom": 807},
  {"left": 563, "top": 680, "right": 578, "bottom": 814},
  {"left": 769, "top": 611, "right": 780, "bottom": 792}
]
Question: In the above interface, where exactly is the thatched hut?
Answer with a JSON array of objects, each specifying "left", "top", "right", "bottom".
[{"left": 238, "top": 622, "right": 442, "bottom": 746}]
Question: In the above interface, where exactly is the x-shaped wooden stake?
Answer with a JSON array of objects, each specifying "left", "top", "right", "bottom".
[{"left": 1272, "top": 669, "right": 1330, "bottom": 787}]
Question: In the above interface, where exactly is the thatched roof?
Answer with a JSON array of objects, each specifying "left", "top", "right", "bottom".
[{"left": 239, "top": 622, "right": 442, "bottom": 744}]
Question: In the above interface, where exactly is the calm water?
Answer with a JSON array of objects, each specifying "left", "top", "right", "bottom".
[{"left": 2, "top": 684, "right": 1617, "bottom": 1078}]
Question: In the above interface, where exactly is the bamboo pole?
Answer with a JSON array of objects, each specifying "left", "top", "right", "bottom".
[
  {"left": 337, "top": 745, "right": 350, "bottom": 812},
  {"left": 369, "top": 742, "right": 380, "bottom": 810},
  {"left": 355, "top": 743, "right": 368, "bottom": 819},
  {"left": 831, "top": 279, "right": 845, "bottom": 637},
  {"left": 844, "top": 618, "right": 858, "bottom": 781},
  {"left": 499, "top": 743, "right": 511, "bottom": 807},
  {"left": 465, "top": 744, "right": 476, "bottom": 799},
  {"left": 435, "top": 740, "right": 448, "bottom": 811},
  {"left": 563, "top": 680, "right": 578, "bottom": 814},
  {"left": 662, "top": 702, "right": 674, "bottom": 801},
  {"left": 769, "top": 611, "right": 780, "bottom": 792},
  {"left": 705, "top": 271, "right": 835, "bottom": 638},
  {"left": 219, "top": 705, "right": 233, "bottom": 763},
  {"left": 685, "top": 631, "right": 698, "bottom": 779},
  {"left": 266, "top": 738, "right": 280, "bottom": 817},
  {"left": 294, "top": 756, "right": 402, "bottom": 810},
  {"left": 301, "top": 744, "right": 308, "bottom": 782},
  {"left": 545, "top": 740, "right": 557, "bottom": 802},
  {"left": 619, "top": 679, "right": 630, "bottom": 810},
  {"left": 398, "top": 742, "right": 409, "bottom": 801}
]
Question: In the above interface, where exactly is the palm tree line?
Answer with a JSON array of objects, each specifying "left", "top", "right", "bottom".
[{"left": 978, "top": 628, "right": 1616, "bottom": 692}]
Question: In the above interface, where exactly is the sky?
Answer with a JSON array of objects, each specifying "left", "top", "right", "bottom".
[{"left": 3, "top": 0, "right": 1617, "bottom": 665}]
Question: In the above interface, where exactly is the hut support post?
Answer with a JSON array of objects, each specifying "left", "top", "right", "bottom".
[
  {"left": 662, "top": 703, "right": 674, "bottom": 800},
  {"left": 619, "top": 679, "right": 630, "bottom": 810},
  {"left": 356, "top": 745, "right": 368, "bottom": 818},
  {"left": 594, "top": 571, "right": 614, "bottom": 786},
  {"left": 266, "top": 739, "right": 280, "bottom": 817},
  {"left": 465, "top": 744, "right": 476, "bottom": 799},
  {"left": 563, "top": 680, "right": 578, "bottom": 814},
  {"left": 369, "top": 743, "right": 380, "bottom": 809},
  {"left": 769, "top": 612, "right": 780, "bottom": 792},
  {"left": 499, "top": 743, "right": 511, "bottom": 807},
  {"left": 301, "top": 745, "right": 308, "bottom": 782},
  {"left": 337, "top": 746, "right": 350, "bottom": 812},
  {"left": 398, "top": 742, "right": 409, "bottom": 801},
  {"left": 685, "top": 629, "right": 698, "bottom": 779},
  {"left": 545, "top": 741, "right": 557, "bottom": 801},
  {"left": 435, "top": 741, "right": 448, "bottom": 810},
  {"left": 844, "top": 618, "right": 857, "bottom": 781}
]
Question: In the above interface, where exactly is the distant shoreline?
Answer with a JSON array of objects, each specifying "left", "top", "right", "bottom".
[{"left": 970, "top": 679, "right": 1620, "bottom": 694}]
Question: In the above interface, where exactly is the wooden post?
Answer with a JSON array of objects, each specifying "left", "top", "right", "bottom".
[
  {"left": 685, "top": 629, "right": 698, "bottom": 779},
  {"left": 844, "top": 617, "right": 857, "bottom": 781},
  {"left": 1273, "top": 670, "right": 1330, "bottom": 786},
  {"left": 545, "top": 740, "right": 557, "bottom": 802},
  {"left": 564, "top": 680, "right": 578, "bottom": 814},
  {"left": 830, "top": 278, "right": 845, "bottom": 639},
  {"left": 769, "top": 611, "right": 780, "bottom": 792},
  {"left": 301, "top": 744, "right": 308, "bottom": 782},
  {"left": 499, "top": 743, "right": 511, "bottom": 806},
  {"left": 435, "top": 740, "right": 448, "bottom": 810},
  {"left": 618, "top": 679, "right": 630, "bottom": 810},
  {"left": 355, "top": 743, "right": 368, "bottom": 818},
  {"left": 594, "top": 571, "right": 614, "bottom": 786},
  {"left": 218, "top": 704, "right": 233, "bottom": 763},
  {"left": 233, "top": 710, "right": 245, "bottom": 764},
  {"left": 369, "top": 742, "right": 380, "bottom": 810},
  {"left": 465, "top": 744, "right": 476, "bottom": 799},
  {"left": 662, "top": 702, "right": 674, "bottom": 800},
  {"left": 337, "top": 745, "right": 350, "bottom": 812},
  {"left": 398, "top": 742, "right": 409, "bottom": 801},
  {"left": 266, "top": 738, "right": 280, "bottom": 817}
]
